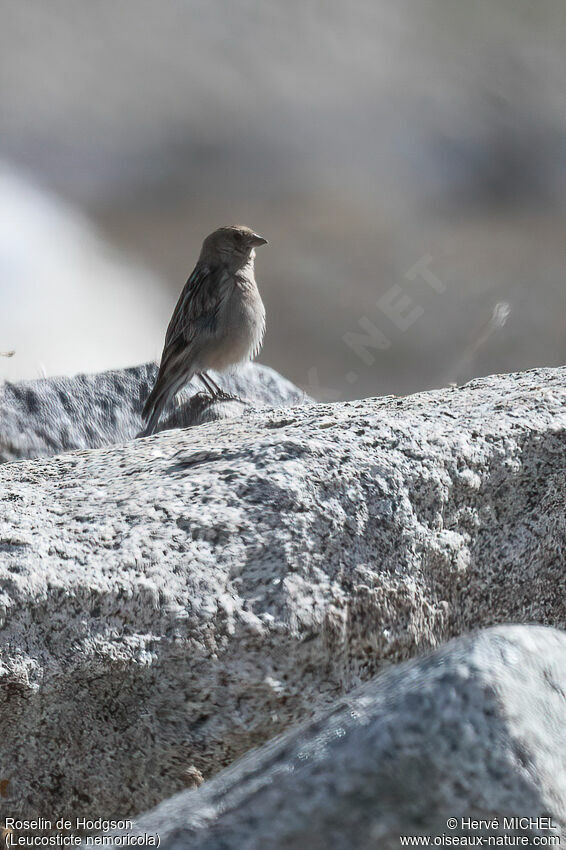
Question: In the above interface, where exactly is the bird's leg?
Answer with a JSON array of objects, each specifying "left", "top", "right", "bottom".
[
  {"left": 203, "top": 371, "right": 237, "bottom": 400},
  {"left": 203, "top": 372, "right": 226, "bottom": 396},
  {"left": 200, "top": 371, "right": 244, "bottom": 403},
  {"left": 197, "top": 373, "right": 219, "bottom": 397}
]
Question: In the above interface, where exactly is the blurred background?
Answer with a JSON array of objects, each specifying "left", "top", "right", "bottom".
[{"left": 1, "top": 0, "right": 565, "bottom": 399}]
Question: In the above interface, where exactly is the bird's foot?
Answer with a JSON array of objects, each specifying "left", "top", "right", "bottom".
[{"left": 210, "top": 390, "right": 247, "bottom": 404}]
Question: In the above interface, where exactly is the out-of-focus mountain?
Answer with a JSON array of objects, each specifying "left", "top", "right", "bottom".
[
  {"left": 1, "top": 0, "right": 565, "bottom": 396},
  {"left": 0, "top": 166, "right": 172, "bottom": 381}
]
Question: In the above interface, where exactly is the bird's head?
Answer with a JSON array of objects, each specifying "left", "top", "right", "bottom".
[{"left": 200, "top": 225, "right": 268, "bottom": 268}]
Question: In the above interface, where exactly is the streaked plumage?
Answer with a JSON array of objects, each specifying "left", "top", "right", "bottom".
[{"left": 141, "top": 225, "right": 267, "bottom": 435}]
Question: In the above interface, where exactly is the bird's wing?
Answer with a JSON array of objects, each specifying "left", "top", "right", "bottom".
[
  {"left": 164, "top": 262, "right": 220, "bottom": 350},
  {"left": 143, "top": 263, "right": 228, "bottom": 429}
]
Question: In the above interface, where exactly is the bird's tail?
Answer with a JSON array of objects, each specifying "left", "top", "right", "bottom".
[
  {"left": 140, "top": 380, "right": 170, "bottom": 437},
  {"left": 140, "top": 368, "right": 192, "bottom": 437}
]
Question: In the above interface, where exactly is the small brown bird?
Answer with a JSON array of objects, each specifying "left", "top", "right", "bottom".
[{"left": 141, "top": 225, "right": 267, "bottom": 435}]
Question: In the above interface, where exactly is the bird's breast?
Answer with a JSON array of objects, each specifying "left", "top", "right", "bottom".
[{"left": 206, "top": 277, "right": 265, "bottom": 371}]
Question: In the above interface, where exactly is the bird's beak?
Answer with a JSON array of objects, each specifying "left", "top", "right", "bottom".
[{"left": 250, "top": 233, "right": 268, "bottom": 247}]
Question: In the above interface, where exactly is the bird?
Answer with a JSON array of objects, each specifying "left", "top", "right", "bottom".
[{"left": 141, "top": 225, "right": 268, "bottom": 436}]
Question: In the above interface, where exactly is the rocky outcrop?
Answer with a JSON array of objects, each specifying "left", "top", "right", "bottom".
[
  {"left": 125, "top": 625, "right": 566, "bottom": 847},
  {"left": 1, "top": 364, "right": 566, "bottom": 822},
  {"left": 0, "top": 361, "right": 308, "bottom": 461}
]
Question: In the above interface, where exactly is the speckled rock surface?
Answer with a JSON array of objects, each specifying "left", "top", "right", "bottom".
[
  {"left": 0, "top": 360, "right": 307, "bottom": 462},
  {"left": 1, "top": 365, "right": 566, "bottom": 821},
  {"left": 125, "top": 625, "right": 566, "bottom": 847}
]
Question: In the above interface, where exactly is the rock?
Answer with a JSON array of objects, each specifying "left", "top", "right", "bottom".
[
  {"left": 0, "top": 361, "right": 308, "bottom": 461},
  {"left": 124, "top": 625, "right": 566, "bottom": 847},
  {"left": 1, "top": 365, "right": 566, "bottom": 822}
]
